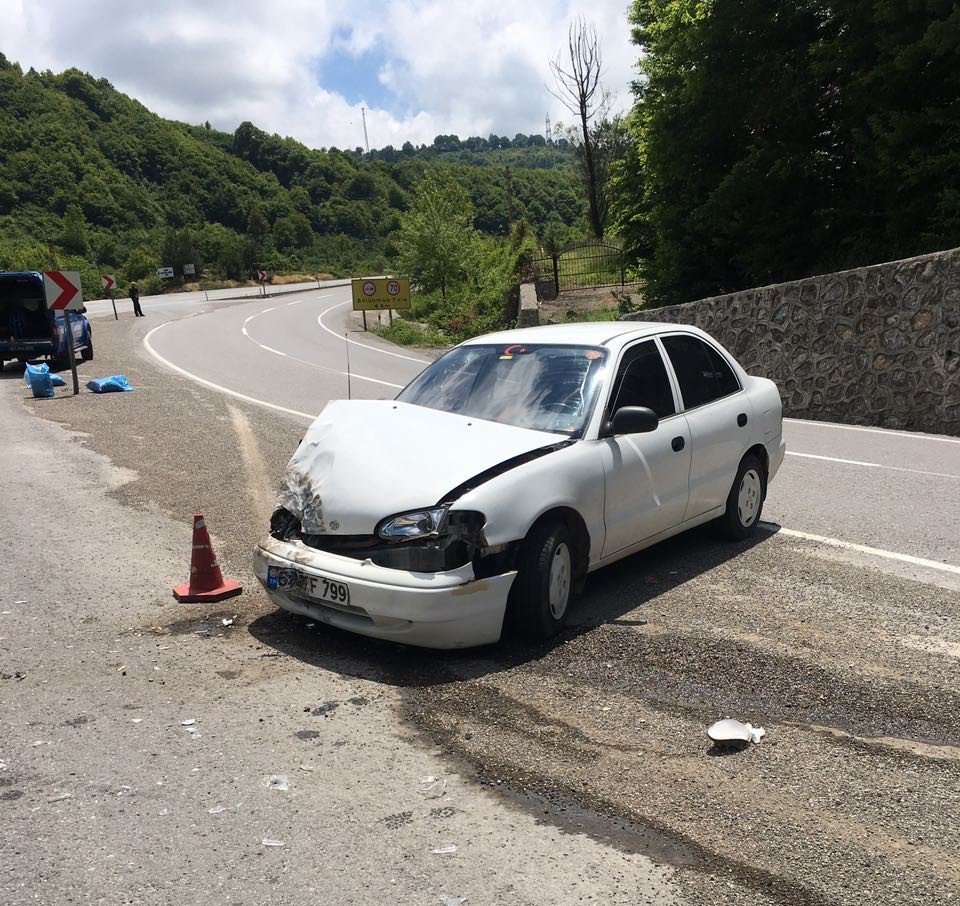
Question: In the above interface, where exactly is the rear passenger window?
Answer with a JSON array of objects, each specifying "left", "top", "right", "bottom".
[
  {"left": 609, "top": 341, "right": 676, "bottom": 419},
  {"left": 661, "top": 335, "right": 740, "bottom": 409}
]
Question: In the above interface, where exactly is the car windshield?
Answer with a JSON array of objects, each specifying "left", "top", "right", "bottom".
[{"left": 397, "top": 343, "right": 609, "bottom": 437}]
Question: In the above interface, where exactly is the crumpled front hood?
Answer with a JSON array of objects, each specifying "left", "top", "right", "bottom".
[{"left": 277, "top": 399, "right": 566, "bottom": 535}]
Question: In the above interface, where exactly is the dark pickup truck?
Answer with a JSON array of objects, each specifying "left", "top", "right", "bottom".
[{"left": 0, "top": 271, "right": 93, "bottom": 369}]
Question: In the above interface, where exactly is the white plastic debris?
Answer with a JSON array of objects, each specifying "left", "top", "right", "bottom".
[
  {"left": 208, "top": 804, "right": 227, "bottom": 815},
  {"left": 47, "top": 792, "right": 72, "bottom": 803},
  {"left": 221, "top": 618, "right": 234, "bottom": 626},
  {"left": 131, "top": 718, "right": 143, "bottom": 724},
  {"left": 266, "top": 774, "right": 289, "bottom": 791},
  {"left": 707, "top": 719, "right": 766, "bottom": 745},
  {"left": 431, "top": 844, "right": 458, "bottom": 855},
  {"left": 262, "top": 838, "right": 286, "bottom": 847},
  {"left": 419, "top": 776, "right": 447, "bottom": 799},
  {"left": 299, "top": 763, "right": 315, "bottom": 773},
  {"left": 14, "top": 600, "right": 26, "bottom": 605},
  {"left": 180, "top": 719, "right": 196, "bottom": 726},
  {"left": 441, "top": 898, "right": 467, "bottom": 906}
]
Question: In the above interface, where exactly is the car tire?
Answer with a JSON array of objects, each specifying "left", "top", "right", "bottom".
[
  {"left": 81, "top": 333, "right": 93, "bottom": 362},
  {"left": 714, "top": 454, "right": 766, "bottom": 540},
  {"left": 510, "top": 520, "right": 574, "bottom": 641}
]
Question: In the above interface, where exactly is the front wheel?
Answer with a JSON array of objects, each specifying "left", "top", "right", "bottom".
[
  {"left": 510, "top": 520, "right": 574, "bottom": 641},
  {"left": 714, "top": 454, "right": 766, "bottom": 540}
]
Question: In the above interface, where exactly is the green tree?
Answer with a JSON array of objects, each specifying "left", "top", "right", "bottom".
[
  {"left": 396, "top": 173, "right": 476, "bottom": 302},
  {"left": 617, "top": 0, "right": 831, "bottom": 305},
  {"left": 246, "top": 206, "right": 270, "bottom": 244},
  {"left": 60, "top": 202, "right": 89, "bottom": 254}
]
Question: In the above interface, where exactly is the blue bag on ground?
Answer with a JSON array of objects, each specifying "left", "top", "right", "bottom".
[
  {"left": 23, "top": 362, "right": 54, "bottom": 399},
  {"left": 86, "top": 374, "right": 134, "bottom": 393}
]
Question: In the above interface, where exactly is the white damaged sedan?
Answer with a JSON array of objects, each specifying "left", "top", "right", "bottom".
[{"left": 254, "top": 322, "right": 785, "bottom": 649}]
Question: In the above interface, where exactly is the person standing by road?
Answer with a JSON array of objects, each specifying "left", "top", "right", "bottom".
[{"left": 130, "top": 283, "right": 144, "bottom": 317}]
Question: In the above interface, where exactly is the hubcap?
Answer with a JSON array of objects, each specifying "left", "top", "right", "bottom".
[
  {"left": 738, "top": 469, "right": 762, "bottom": 526},
  {"left": 548, "top": 542, "right": 572, "bottom": 620}
]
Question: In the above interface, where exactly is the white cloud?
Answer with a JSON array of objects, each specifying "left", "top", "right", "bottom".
[{"left": 0, "top": 0, "right": 638, "bottom": 149}]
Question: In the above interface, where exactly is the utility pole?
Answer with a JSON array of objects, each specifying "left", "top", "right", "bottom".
[
  {"left": 361, "top": 107, "right": 370, "bottom": 154},
  {"left": 545, "top": 114, "right": 552, "bottom": 144}
]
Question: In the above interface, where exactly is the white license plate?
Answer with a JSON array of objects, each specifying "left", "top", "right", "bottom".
[{"left": 267, "top": 567, "right": 350, "bottom": 607}]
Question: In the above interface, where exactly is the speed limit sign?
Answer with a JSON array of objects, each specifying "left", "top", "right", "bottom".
[{"left": 387, "top": 280, "right": 400, "bottom": 296}]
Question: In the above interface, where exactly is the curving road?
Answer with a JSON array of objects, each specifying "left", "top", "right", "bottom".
[{"left": 89, "top": 282, "right": 960, "bottom": 583}]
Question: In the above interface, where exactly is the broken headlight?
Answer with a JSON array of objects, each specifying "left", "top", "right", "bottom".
[{"left": 377, "top": 507, "right": 448, "bottom": 541}]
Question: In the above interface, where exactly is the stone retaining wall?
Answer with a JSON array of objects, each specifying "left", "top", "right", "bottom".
[{"left": 623, "top": 248, "right": 960, "bottom": 436}]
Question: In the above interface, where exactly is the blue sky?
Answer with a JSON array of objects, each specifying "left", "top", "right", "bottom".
[{"left": 313, "top": 35, "right": 398, "bottom": 111}]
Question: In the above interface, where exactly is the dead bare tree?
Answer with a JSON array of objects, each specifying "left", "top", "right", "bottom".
[{"left": 550, "top": 18, "right": 606, "bottom": 238}]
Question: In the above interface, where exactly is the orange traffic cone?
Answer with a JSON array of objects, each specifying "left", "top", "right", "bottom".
[{"left": 173, "top": 513, "right": 242, "bottom": 603}]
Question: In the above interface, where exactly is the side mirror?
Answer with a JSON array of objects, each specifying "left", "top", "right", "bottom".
[{"left": 603, "top": 406, "right": 659, "bottom": 437}]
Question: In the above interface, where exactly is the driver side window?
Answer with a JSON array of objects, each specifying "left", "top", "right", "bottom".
[{"left": 608, "top": 341, "right": 676, "bottom": 419}]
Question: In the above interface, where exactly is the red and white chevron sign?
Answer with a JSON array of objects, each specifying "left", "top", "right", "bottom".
[
  {"left": 101, "top": 274, "right": 116, "bottom": 291},
  {"left": 43, "top": 271, "right": 83, "bottom": 311}
]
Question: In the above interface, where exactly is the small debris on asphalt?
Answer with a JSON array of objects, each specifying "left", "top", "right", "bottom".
[
  {"left": 47, "top": 792, "right": 72, "bottom": 803},
  {"left": 299, "top": 763, "right": 315, "bottom": 772},
  {"left": 180, "top": 719, "right": 196, "bottom": 726},
  {"left": 431, "top": 844, "right": 458, "bottom": 855},
  {"left": 208, "top": 804, "right": 227, "bottom": 814},
  {"left": 261, "top": 838, "right": 286, "bottom": 847},
  {"left": 13, "top": 600, "right": 26, "bottom": 605},
  {"left": 266, "top": 774, "right": 289, "bottom": 791},
  {"left": 221, "top": 618, "right": 234, "bottom": 626},
  {"left": 707, "top": 718, "right": 766, "bottom": 745},
  {"left": 441, "top": 898, "right": 467, "bottom": 906},
  {"left": 419, "top": 776, "right": 447, "bottom": 798}
]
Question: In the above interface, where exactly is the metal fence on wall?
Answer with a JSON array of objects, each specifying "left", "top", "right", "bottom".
[{"left": 532, "top": 241, "right": 625, "bottom": 295}]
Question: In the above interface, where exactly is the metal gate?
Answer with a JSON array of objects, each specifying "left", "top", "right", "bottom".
[{"left": 532, "top": 241, "right": 625, "bottom": 295}]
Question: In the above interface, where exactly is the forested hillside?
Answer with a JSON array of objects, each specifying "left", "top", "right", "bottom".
[
  {"left": 612, "top": 0, "right": 960, "bottom": 307},
  {"left": 0, "top": 54, "right": 584, "bottom": 298}
]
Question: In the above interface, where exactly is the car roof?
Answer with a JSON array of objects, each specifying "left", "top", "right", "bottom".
[{"left": 460, "top": 320, "right": 687, "bottom": 348}]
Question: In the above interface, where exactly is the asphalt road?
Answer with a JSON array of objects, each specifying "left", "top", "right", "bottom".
[{"left": 2, "top": 286, "right": 959, "bottom": 906}]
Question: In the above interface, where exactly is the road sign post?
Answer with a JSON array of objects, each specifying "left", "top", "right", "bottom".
[
  {"left": 43, "top": 271, "right": 83, "bottom": 395},
  {"left": 63, "top": 312, "right": 79, "bottom": 395},
  {"left": 101, "top": 274, "right": 118, "bottom": 320}
]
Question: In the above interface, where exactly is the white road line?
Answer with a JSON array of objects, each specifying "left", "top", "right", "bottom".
[
  {"left": 785, "top": 417, "right": 960, "bottom": 445},
  {"left": 238, "top": 293, "right": 401, "bottom": 388},
  {"left": 142, "top": 321, "right": 316, "bottom": 421},
  {"left": 760, "top": 522, "right": 960, "bottom": 576},
  {"left": 785, "top": 451, "right": 960, "bottom": 480},
  {"left": 317, "top": 300, "right": 431, "bottom": 364}
]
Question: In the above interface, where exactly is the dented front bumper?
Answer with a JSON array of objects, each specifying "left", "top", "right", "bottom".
[{"left": 253, "top": 535, "right": 517, "bottom": 649}]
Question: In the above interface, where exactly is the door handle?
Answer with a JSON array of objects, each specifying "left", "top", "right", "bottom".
[
  {"left": 671, "top": 436, "right": 685, "bottom": 452},
  {"left": 737, "top": 413, "right": 748, "bottom": 427}
]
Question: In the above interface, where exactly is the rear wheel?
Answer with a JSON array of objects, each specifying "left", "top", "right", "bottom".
[
  {"left": 510, "top": 520, "right": 575, "bottom": 641},
  {"left": 714, "top": 454, "right": 766, "bottom": 540},
  {"left": 81, "top": 332, "right": 93, "bottom": 362}
]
